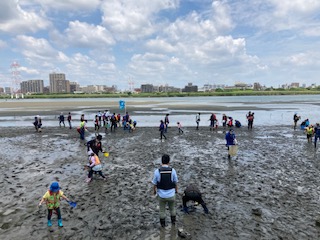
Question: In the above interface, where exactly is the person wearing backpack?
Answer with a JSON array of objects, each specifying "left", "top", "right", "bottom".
[
  {"left": 110, "top": 113, "right": 117, "bottom": 132},
  {"left": 152, "top": 154, "right": 178, "bottom": 227}
]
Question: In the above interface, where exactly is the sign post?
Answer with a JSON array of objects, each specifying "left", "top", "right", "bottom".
[{"left": 119, "top": 100, "right": 126, "bottom": 114}]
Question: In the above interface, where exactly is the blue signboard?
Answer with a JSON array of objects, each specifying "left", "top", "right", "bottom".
[{"left": 119, "top": 100, "right": 125, "bottom": 110}]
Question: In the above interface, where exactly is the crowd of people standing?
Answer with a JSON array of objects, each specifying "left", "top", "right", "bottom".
[{"left": 38, "top": 108, "right": 320, "bottom": 229}]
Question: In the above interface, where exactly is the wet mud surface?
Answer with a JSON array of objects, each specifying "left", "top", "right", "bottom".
[{"left": 1, "top": 125, "right": 320, "bottom": 240}]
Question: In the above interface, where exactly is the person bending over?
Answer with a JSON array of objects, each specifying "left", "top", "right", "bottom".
[{"left": 182, "top": 184, "right": 209, "bottom": 214}]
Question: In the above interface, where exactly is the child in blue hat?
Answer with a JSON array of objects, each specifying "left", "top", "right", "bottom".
[{"left": 39, "top": 182, "right": 70, "bottom": 227}]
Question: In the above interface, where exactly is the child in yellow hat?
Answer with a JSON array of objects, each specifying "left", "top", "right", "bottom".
[{"left": 39, "top": 182, "right": 70, "bottom": 227}]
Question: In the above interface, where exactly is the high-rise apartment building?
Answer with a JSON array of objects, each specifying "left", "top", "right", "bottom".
[
  {"left": 141, "top": 84, "right": 154, "bottom": 93},
  {"left": 5, "top": 87, "right": 12, "bottom": 94},
  {"left": 49, "top": 73, "right": 70, "bottom": 93},
  {"left": 20, "top": 80, "right": 44, "bottom": 93},
  {"left": 69, "top": 81, "right": 80, "bottom": 93},
  {"left": 182, "top": 83, "right": 198, "bottom": 92}
]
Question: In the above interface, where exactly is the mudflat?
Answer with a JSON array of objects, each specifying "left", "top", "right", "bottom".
[
  {"left": 0, "top": 98, "right": 269, "bottom": 118},
  {"left": 0, "top": 124, "right": 319, "bottom": 240}
]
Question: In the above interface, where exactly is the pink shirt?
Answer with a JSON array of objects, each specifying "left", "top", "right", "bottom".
[{"left": 89, "top": 155, "right": 96, "bottom": 167}]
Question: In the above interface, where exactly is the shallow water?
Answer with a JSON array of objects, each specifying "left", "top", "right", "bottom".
[{"left": 1, "top": 95, "right": 320, "bottom": 127}]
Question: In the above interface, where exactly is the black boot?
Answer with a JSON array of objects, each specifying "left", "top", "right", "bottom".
[
  {"left": 171, "top": 216, "right": 176, "bottom": 225},
  {"left": 160, "top": 218, "right": 166, "bottom": 228},
  {"left": 202, "top": 204, "right": 209, "bottom": 214}
]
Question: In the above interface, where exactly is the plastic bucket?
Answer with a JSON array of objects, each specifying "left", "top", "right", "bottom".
[{"left": 228, "top": 145, "right": 238, "bottom": 156}]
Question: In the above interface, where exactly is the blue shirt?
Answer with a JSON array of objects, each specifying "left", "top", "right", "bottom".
[
  {"left": 159, "top": 123, "right": 165, "bottom": 131},
  {"left": 225, "top": 132, "right": 236, "bottom": 146},
  {"left": 152, "top": 165, "right": 178, "bottom": 198}
]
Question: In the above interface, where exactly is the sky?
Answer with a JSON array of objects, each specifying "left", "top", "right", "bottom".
[{"left": 0, "top": 0, "right": 320, "bottom": 91}]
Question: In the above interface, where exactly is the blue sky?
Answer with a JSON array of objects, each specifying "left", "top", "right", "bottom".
[{"left": 0, "top": 0, "right": 320, "bottom": 91}]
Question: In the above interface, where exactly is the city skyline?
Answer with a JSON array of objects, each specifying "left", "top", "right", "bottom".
[
  {"left": 1, "top": 1, "right": 320, "bottom": 91},
  {"left": 15, "top": 76, "right": 313, "bottom": 95}
]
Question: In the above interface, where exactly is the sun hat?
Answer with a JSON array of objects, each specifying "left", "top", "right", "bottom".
[{"left": 50, "top": 182, "right": 60, "bottom": 192}]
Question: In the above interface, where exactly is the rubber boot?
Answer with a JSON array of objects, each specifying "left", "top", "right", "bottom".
[
  {"left": 203, "top": 205, "right": 209, "bottom": 214},
  {"left": 160, "top": 218, "right": 166, "bottom": 228},
  {"left": 58, "top": 219, "right": 63, "bottom": 227},
  {"left": 171, "top": 216, "right": 176, "bottom": 225},
  {"left": 47, "top": 220, "right": 52, "bottom": 227}
]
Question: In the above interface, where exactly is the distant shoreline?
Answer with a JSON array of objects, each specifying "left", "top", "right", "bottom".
[
  {"left": 0, "top": 94, "right": 319, "bottom": 118},
  {"left": 2, "top": 90, "right": 320, "bottom": 99}
]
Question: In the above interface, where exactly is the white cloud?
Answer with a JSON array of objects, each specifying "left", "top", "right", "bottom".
[
  {"left": 0, "top": 1, "right": 50, "bottom": 34},
  {"left": 193, "top": 36, "right": 247, "bottom": 63},
  {"left": 303, "top": 26, "right": 320, "bottom": 37},
  {"left": 125, "top": 2, "right": 266, "bottom": 87},
  {"left": 211, "top": 1, "right": 233, "bottom": 32},
  {"left": 1, "top": 0, "right": 320, "bottom": 89},
  {"left": 64, "top": 21, "right": 115, "bottom": 48},
  {"left": 270, "top": 0, "right": 320, "bottom": 16},
  {"left": 145, "top": 39, "right": 176, "bottom": 53},
  {"left": 284, "top": 52, "right": 320, "bottom": 66},
  {"left": 145, "top": 5, "right": 251, "bottom": 65},
  {"left": 129, "top": 53, "right": 168, "bottom": 74},
  {"left": 21, "top": 0, "right": 102, "bottom": 12},
  {"left": 19, "top": 66, "right": 40, "bottom": 75},
  {"left": 163, "top": 12, "right": 219, "bottom": 42},
  {"left": 98, "top": 63, "right": 116, "bottom": 72},
  {"left": 231, "top": 0, "right": 320, "bottom": 34},
  {"left": 14, "top": 35, "right": 69, "bottom": 79},
  {"left": 15, "top": 35, "right": 63, "bottom": 63},
  {"left": 101, "top": 0, "right": 179, "bottom": 41}
]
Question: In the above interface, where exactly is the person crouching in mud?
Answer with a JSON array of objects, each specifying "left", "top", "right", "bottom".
[
  {"left": 87, "top": 134, "right": 104, "bottom": 157},
  {"left": 86, "top": 152, "right": 106, "bottom": 183},
  {"left": 182, "top": 184, "right": 209, "bottom": 214},
  {"left": 293, "top": 113, "right": 301, "bottom": 130}
]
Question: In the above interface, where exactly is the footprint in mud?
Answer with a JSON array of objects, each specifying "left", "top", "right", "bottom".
[{"left": 1, "top": 222, "right": 11, "bottom": 230}]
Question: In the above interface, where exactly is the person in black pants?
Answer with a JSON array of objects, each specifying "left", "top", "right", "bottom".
[
  {"left": 159, "top": 120, "right": 167, "bottom": 140},
  {"left": 182, "top": 184, "right": 209, "bottom": 214}
]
